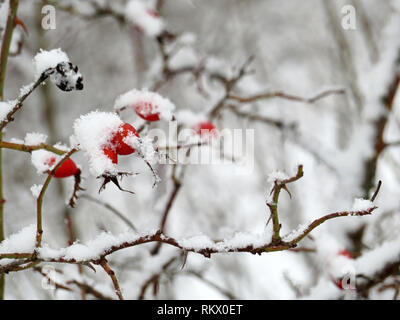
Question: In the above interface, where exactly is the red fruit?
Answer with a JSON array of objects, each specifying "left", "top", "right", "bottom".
[
  {"left": 111, "top": 123, "right": 140, "bottom": 155},
  {"left": 193, "top": 121, "right": 217, "bottom": 138},
  {"left": 103, "top": 147, "right": 118, "bottom": 164},
  {"left": 133, "top": 101, "right": 160, "bottom": 122},
  {"left": 51, "top": 158, "right": 79, "bottom": 178}
]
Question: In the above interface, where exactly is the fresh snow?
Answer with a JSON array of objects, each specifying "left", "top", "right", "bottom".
[
  {"left": 72, "top": 111, "right": 122, "bottom": 176},
  {"left": 0, "top": 224, "right": 35, "bottom": 256},
  {"left": 24, "top": 132, "right": 47, "bottom": 145},
  {"left": 125, "top": 0, "right": 165, "bottom": 37}
]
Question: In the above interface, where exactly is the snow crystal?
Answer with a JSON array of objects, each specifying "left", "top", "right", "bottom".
[
  {"left": 0, "top": 224, "right": 36, "bottom": 254},
  {"left": 168, "top": 47, "right": 199, "bottom": 70},
  {"left": 24, "top": 132, "right": 47, "bottom": 145},
  {"left": 0, "top": 101, "right": 13, "bottom": 123},
  {"left": 114, "top": 89, "right": 175, "bottom": 121},
  {"left": 72, "top": 111, "right": 122, "bottom": 176},
  {"left": 33, "top": 48, "right": 70, "bottom": 79},
  {"left": 125, "top": 0, "right": 165, "bottom": 37},
  {"left": 9, "top": 137, "right": 24, "bottom": 144},
  {"left": 351, "top": 198, "right": 374, "bottom": 212},
  {"left": 30, "top": 184, "right": 43, "bottom": 198},
  {"left": 0, "top": 1, "right": 10, "bottom": 28}
]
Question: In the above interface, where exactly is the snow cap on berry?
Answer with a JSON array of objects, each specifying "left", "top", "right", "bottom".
[{"left": 72, "top": 111, "right": 123, "bottom": 176}]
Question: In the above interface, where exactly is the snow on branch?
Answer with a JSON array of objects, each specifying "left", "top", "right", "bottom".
[{"left": 0, "top": 49, "right": 83, "bottom": 131}]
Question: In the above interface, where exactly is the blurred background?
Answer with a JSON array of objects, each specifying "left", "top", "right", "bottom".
[{"left": 2, "top": 0, "right": 400, "bottom": 299}]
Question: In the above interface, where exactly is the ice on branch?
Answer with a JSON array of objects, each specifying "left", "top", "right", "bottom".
[
  {"left": 72, "top": 111, "right": 123, "bottom": 176},
  {"left": 125, "top": 0, "right": 165, "bottom": 37},
  {"left": 114, "top": 89, "right": 175, "bottom": 121},
  {"left": 33, "top": 49, "right": 83, "bottom": 91}
]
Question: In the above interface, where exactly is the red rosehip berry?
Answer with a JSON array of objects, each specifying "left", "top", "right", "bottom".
[
  {"left": 103, "top": 147, "right": 118, "bottom": 164},
  {"left": 46, "top": 157, "right": 80, "bottom": 178},
  {"left": 338, "top": 249, "right": 353, "bottom": 260},
  {"left": 111, "top": 123, "right": 140, "bottom": 155},
  {"left": 133, "top": 101, "right": 160, "bottom": 122}
]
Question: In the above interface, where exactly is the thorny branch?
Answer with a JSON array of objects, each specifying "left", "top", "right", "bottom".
[{"left": 267, "top": 165, "right": 304, "bottom": 244}]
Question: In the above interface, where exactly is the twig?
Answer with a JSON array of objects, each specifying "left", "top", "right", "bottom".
[{"left": 80, "top": 194, "right": 138, "bottom": 232}]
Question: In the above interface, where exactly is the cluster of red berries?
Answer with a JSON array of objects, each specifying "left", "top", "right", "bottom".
[{"left": 331, "top": 249, "right": 354, "bottom": 290}]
